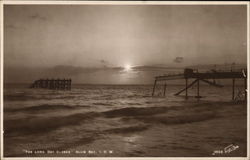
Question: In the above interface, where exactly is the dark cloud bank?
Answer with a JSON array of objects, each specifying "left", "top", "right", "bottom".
[{"left": 4, "top": 63, "right": 246, "bottom": 84}]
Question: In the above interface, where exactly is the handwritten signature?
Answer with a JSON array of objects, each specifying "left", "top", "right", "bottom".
[{"left": 212, "top": 144, "right": 239, "bottom": 155}]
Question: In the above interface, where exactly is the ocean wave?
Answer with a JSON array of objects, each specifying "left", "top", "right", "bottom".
[
  {"left": 4, "top": 112, "right": 101, "bottom": 135},
  {"left": 101, "top": 102, "right": 231, "bottom": 125},
  {"left": 133, "top": 111, "right": 216, "bottom": 125},
  {"left": 4, "top": 94, "right": 34, "bottom": 101},
  {"left": 102, "top": 106, "right": 179, "bottom": 118},
  {"left": 101, "top": 101, "right": 240, "bottom": 119},
  {"left": 4, "top": 101, "right": 242, "bottom": 136},
  {"left": 92, "top": 102, "right": 113, "bottom": 106},
  {"left": 126, "top": 103, "right": 142, "bottom": 105},
  {"left": 5, "top": 104, "right": 90, "bottom": 113},
  {"left": 104, "top": 125, "right": 150, "bottom": 134},
  {"left": 4, "top": 94, "right": 82, "bottom": 101}
]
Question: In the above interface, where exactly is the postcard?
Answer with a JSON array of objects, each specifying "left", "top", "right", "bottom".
[{"left": 0, "top": 1, "right": 249, "bottom": 159}]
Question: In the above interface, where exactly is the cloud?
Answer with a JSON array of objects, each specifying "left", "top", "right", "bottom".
[
  {"left": 173, "top": 57, "right": 184, "bottom": 63},
  {"left": 99, "top": 59, "right": 112, "bottom": 68},
  {"left": 4, "top": 64, "right": 186, "bottom": 83},
  {"left": 49, "top": 65, "right": 181, "bottom": 76},
  {"left": 29, "top": 13, "right": 47, "bottom": 21},
  {"left": 5, "top": 24, "right": 21, "bottom": 30},
  {"left": 187, "top": 63, "right": 247, "bottom": 70},
  {"left": 50, "top": 65, "right": 125, "bottom": 76},
  {"left": 132, "top": 65, "right": 182, "bottom": 71},
  {"left": 51, "top": 65, "right": 100, "bottom": 76}
]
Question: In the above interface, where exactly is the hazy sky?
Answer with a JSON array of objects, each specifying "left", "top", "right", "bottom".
[{"left": 4, "top": 5, "right": 247, "bottom": 84}]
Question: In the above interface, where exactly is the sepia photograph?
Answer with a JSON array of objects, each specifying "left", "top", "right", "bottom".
[{"left": 1, "top": 1, "right": 249, "bottom": 159}]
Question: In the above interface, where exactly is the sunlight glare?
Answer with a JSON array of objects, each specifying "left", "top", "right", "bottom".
[{"left": 124, "top": 64, "right": 132, "bottom": 71}]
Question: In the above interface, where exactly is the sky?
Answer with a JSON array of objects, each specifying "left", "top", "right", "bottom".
[{"left": 4, "top": 4, "right": 247, "bottom": 84}]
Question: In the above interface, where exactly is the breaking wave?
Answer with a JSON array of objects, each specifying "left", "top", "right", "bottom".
[
  {"left": 5, "top": 101, "right": 231, "bottom": 136},
  {"left": 4, "top": 112, "right": 101, "bottom": 135},
  {"left": 5, "top": 104, "right": 90, "bottom": 113},
  {"left": 104, "top": 125, "right": 150, "bottom": 134}
]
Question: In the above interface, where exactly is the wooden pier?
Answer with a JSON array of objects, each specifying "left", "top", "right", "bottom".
[
  {"left": 30, "top": 79, "right": 71, "bottom": 90},
  {"left": 152, "top": 68, "right": 247, "bottom": 101}
]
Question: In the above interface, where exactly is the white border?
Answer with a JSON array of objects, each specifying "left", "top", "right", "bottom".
[
  {"left": 1, "top": 0, "right": 4, "bottom": 159},
  {"left": 247, "top": 2, "right": 249, "bottom": 160},
  {"left": 0, "top": 1, "right": 249, "bottom": 160},
  {"left": 1, "top": 1, "right": 250, "bottom": 5}
]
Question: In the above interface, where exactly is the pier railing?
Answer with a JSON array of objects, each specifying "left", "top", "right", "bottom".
[{"left": 152, "top": 68, "right": 247, "bottom": 101}]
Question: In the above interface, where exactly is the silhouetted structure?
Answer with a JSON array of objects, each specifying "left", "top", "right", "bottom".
[
  {"left": 152, "top": 68, "right": 247, "bottom": 101},
  {"left": 30, "top": 79, "right": 71, "bottom": 90}
]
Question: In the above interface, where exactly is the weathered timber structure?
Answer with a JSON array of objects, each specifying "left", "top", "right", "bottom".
[
  {"left": 152, "top": 68, "right": 247, "bottom": 101},
  {"left": 30, "top": 79, "right": 71, "bottom": 90}
]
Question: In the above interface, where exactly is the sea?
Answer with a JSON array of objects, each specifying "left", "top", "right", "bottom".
[{"left": 3, "top": 83, "right": 247, "bottom": 157}]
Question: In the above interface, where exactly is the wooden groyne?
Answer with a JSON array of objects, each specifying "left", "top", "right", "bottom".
[
  {"left": 30, "top": 79, "right": 71, "bottom": 90},
  {"left": 152, "top": 68, "right": 247, "bottom": 101}
]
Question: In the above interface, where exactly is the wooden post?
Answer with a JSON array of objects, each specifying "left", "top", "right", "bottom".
[
  {"left": 40, "top": 79, "right": 43, "bottom": 88},
  {"left": 68, "top": 79, "right": 70, "bottom": 90},
  {"left": 63, "top": 79, "right": 66, "bottom": 90},
  {"left": 69, "top": 79, "right": 71, "bottom": 90},
  {"left": 49, "top": 80, "right": 52, "bottom": 89},
  {"left": 174, "top": 79, "right": 198, "bottom": 96},
  {"left": 37, "top": 80, "right": 39, "bottom": 88},
  {"left": 39, "top": 79, "right": 42, "bottom": 88},
  {"left": 197, "top": 79, "right": 199, "bottom": 97},
  {"left": 152, "top": 80, "right": 157, "bottom": 96},
  {"left": 65, "top": 80, "right": 67, "bottom": 90},
  {"left": 55, "top": 79, "right": 58, "bottom": 89},
  {"left": 51, "top": 79, "right": 55, "bottom": 89},
  {"left": 232, "top": 78, "right": 235, "bottom": 100},
  {"left": 185, "top": 78, "right": 188, "bottom": 98},
  {"left": 31, "top": 78, "right": 71, "bottom": 90},
  {"left": 67, "top": 79, "right": 69, "bottom": 90},
  {"left": 58, "top": 79, "right": 60, "bottom": 89},
  {"left": 195, "top": 79, "right": 201, "bottom": 98},
  {"left": 163, "top": 83, "right": 167, "bottom": 96},
  {"left": 45, "top": 79, "right": 48, "bottom": 88}
]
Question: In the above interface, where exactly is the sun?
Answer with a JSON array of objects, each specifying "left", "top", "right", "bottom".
[{"left": 124, "top": 64, "right": 132, "bottom": 71}]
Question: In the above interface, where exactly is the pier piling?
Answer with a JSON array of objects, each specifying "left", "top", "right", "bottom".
[
  {"left": 152, "top": 80, "right": 157, "bottom": 96},
  {"left": 185, "top": 78, "right": 188, "bottom": 98},
  {"left": 30, "top": 78, "right": 72, "bottom": 90},
  {"left": 163, "top": 83, "right": 167, "bottom": 96},
  {"left": 152, "top": 68, "right": 247, "bottom": 101},
  {"left": 196, "top": 79, "right": 201, "bottom": 98},
  {"left": 232, "top": 78, "right": 235, "bottom": 100}
]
